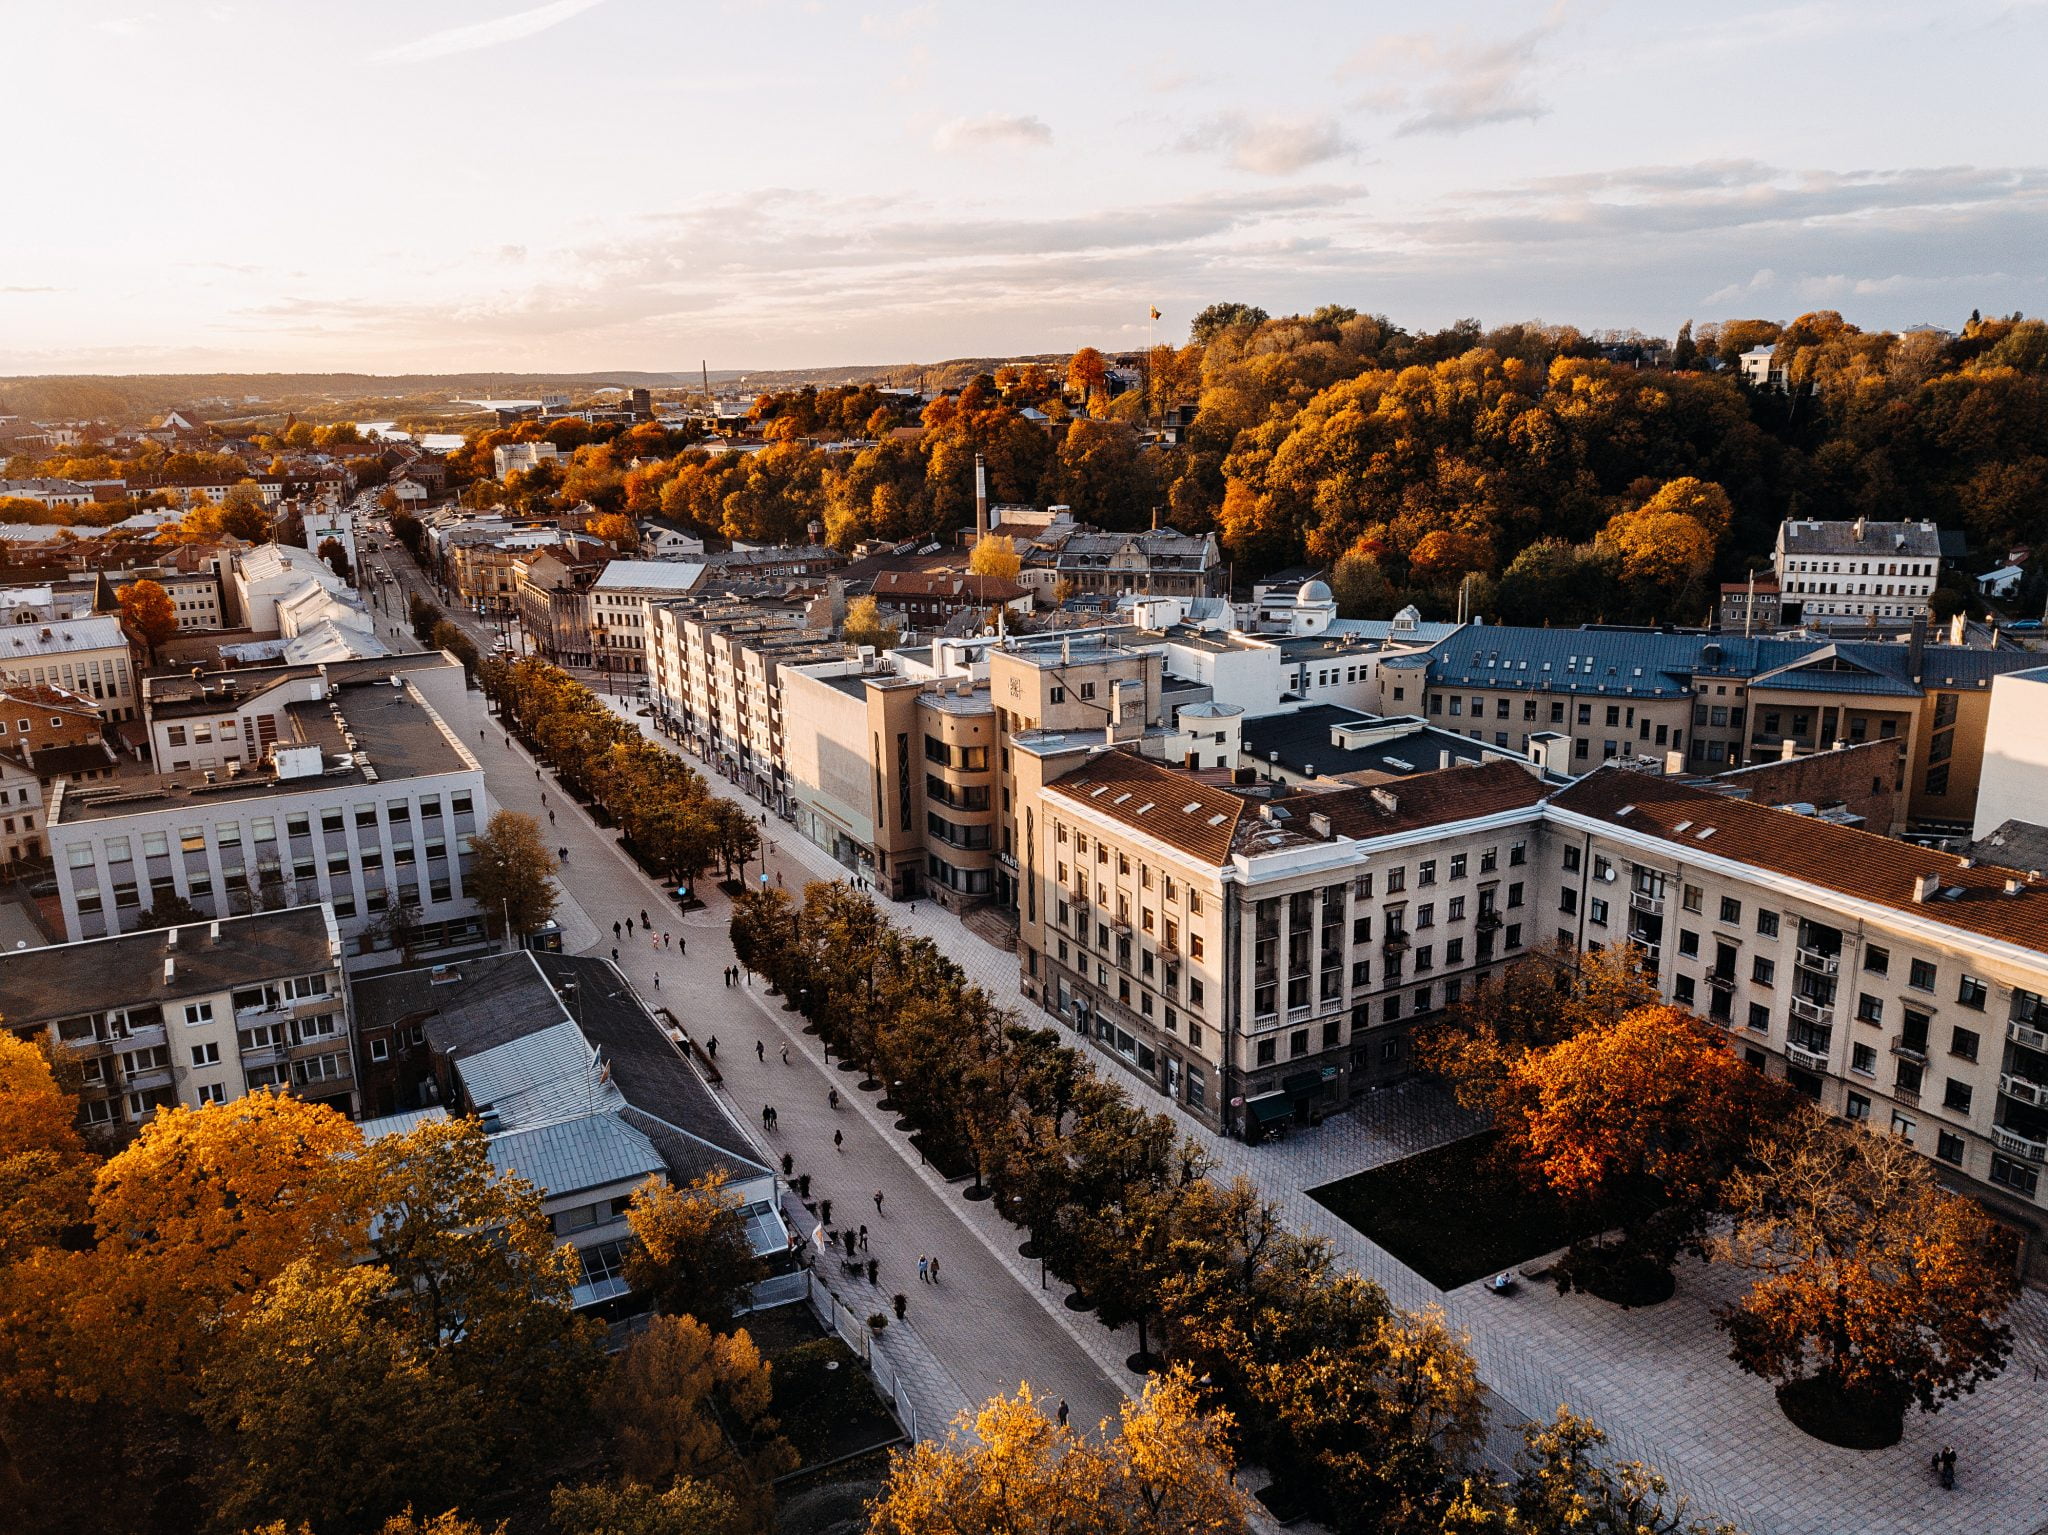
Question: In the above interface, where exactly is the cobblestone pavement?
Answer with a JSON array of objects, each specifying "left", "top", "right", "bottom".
[{"left": 568, "top": 689, "right": 2048, "bottom": 1535}]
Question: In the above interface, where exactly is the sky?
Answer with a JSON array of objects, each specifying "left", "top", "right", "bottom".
[{"left": 4, "top": 0, "right": 2046, "bottom": 375}]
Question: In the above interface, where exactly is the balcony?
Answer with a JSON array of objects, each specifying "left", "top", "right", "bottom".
[
  {"left": 1628, "top": 890, "right": 1665, "bottom": 917},
  {"left": 1476, "top": 909, "right": 1503, "bottom": 931},
  {"left": 1790, "top": 996, "right": 1833, "bottom": 1026},
  {"left": 1794, "top": 946, "right": 1841, "bottom": 977},
  {"left": 2000, "top": 1073, "right": 2048, "bottom": 1108},
  {"left": 1707, "top": 971, "right": 1738, "bottom": 992},
  {"left": 1889, "top": 1036, "right": 1928, "bottom": 1061},
  {"left": 2009, "top": 1019, "right": 2048, "bottom": 1053},
  {"left": 1786, "top": 1044, "right": 1831, "bottom": 1072},
  {"left": 1993, "top": 1124, "right": 2048, "bottom": 1164},
  {"left": 1382, "top": 931, "right": 1410, "bottom": 953},
  {"left": 121, "top": 1063, "right": 173, "bottom": 1092},
  {"left": 112, "top": 1023, "right": 167, "bottom": 1049}
]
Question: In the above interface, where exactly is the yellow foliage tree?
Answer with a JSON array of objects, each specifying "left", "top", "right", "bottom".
[
  {"left": 623, "top": 1170, "right": 766, "bottom": 1330},
  {"left": 590, "top": 512, "right": 640, "bottom": 550},
  {"left": 842, "top": 593, "right": 900, "bottom": 651},
  {"left": 0, "top": 1031, "right": 96, "bottom": 1266},
  {"left": 870, "top": 1369, "right": 1249, "bottom": 1535},
  {"left": 117, "top": 577, "right": 178, "bottom": 664},
  {"left": 1594, "top": 507, "right": 1715, "bottom": 588},
  {"left": 968, "top": 535, "right": 1023, "bottom": 582}
]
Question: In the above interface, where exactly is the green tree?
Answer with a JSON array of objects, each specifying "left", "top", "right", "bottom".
[
  {"left": 1191, "top": 302, "right": 1271, "bottom": 344},
  {"left": 318, "top": 536, "right": 351, "bottom": 580},
  {"left": 465, "top": 810, "right": 559, "bottom": 937},
  {"left": 219, "top": 480, "right": 272, "bottom": 541}
]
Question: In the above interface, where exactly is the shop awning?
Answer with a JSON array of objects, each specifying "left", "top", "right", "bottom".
[{"left": 1248, "top": 1093, "right": 1293, "bottom": 1126}]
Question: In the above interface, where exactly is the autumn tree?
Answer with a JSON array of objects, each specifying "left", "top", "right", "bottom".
[
  {"left": 0, "top": 1032, "right": 96, "bottom": 1265},
  {"left": 968, "top": 534, "right": 1023, "bottom": 582},
  {"left": 117, "top": 577, "right": 178, "bottom": 663},
  {"left": 842, "top": 593, "right": 900, "bottom": 650},
  {"left": 198, "top": 1260, "right": 490, "bottom": 1534},
  {"left": 1710, "top": 1113, "right": 2017, "bottom": 1446},
  {"left": 1416, "top": 944, "right": 1661, "bottom": 1119},
  {"left": 551, "top": 1478, "right": 741, "bottom": 1535},
  {"left": 624, "top": 1170, "right": 766, "bottom": 1330},
  {"left": 591, "top": 511, "right": 640, "bottom": 550},
  {"left": 1065, "top": 346, "right": 1109, "bottom": 402},
  {"left": 220, "top": 480, "right": 272, "bottom": 541},
  {"left": 1497, "top": 1005, "right": 1790, "bottom": 1302},
  {"left": 465, "top": 810, "right": 559, "bottom": 937},
  {"left": 599, "top": 1314, "right": 789, "bottom": 1529},
  {"left": 1190, "top": 301, "right": 1270, "bottom": 344},
  {"left": 1441, "top": 1408, "right": 1739, "bottom": 1535},
  {"left": 869, "top": 1370, "right": 1249, "bottom": 1535}
]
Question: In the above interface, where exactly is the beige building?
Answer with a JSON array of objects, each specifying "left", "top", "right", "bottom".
[
  {"left": 1020, "top": 754, "right": 1548, "bottom": 1134},
  {"left": 591, "top": 560, "right": 707, "bottom": 677},
  {"left": 1549, "top": 768, "right": 2048, "bottom": 1276},
  {"left": 0, "top": 615, "right": 137, "bottom": 723},
  {"left": 0, "top": 904, "right": 354, "bottom": 1138}
]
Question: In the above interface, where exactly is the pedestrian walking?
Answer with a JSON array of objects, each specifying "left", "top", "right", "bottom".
[
  {"left": 828, "top": 1087, "right": 839, "bottom": 1110},
  {"left": 707, "top": 1035, "right": 718, "bottom": 1058},
  {"left": 874, "top": 1190, "right": 885, "bottom": 1216},
  {"left": 558, "top": 846, "right": 569, "bottom": 862},
  {"left": 770, "top": 1106, "right": 779, "bottom": 1129},
  {"left": 762, "top": 1106, "right": 772, "bottom": 1130},
  {"left": 613, "top": 921, "right": 622, "bottom": 940},
  {"left": 834, "top": 1129, "right": 844, "bottom": 1152},
  {"left": 548, "top": 810, "right": 555, "bottom": 825},
  {"left": 776, "top": 870, "right": 783, "bottom": 887},
  {"left": 858, "top": 1224, "right": 868, "bottom": 1252},
  {"left": 640, "top": 909, "right": 649, "bottom": 928},
  {"left": 928, "top": 1255, "right": 939, "bottom": 1284},
  {"left": 1937, "top": 1446, "right": 1957, "bottom": 1489},
  {"left": 781, "top": 1045, "right": 790, "bottom": 1066},
  {"left": 1056, "top": 1400, "right": 1068, "bottom": 1429},
  {"left": 653, "top": 973, "right": 660, "bottom": 989},
  {"left": 755, "top": 1040, "right": 765, "bottom": 1062},
  {"left": 917, "top": 1255, "right": 929, "bottom": 1284},
  {"left": 611, "top": 947, "right": 619, "bottom": 962}
]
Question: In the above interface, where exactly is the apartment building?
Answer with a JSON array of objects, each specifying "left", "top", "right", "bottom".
[
  {"left": 1775, "top": 518, "right": 1944, "bottom": 623},
  {"left": 0, "top": 615, "right": 137, "bottom": 722},
  {"left": 232, "top": 543, "right": 354, "bottom": 635},
  {"left": 1379, "top": 624, "right": 2042, "bottom": 831},
  {"left": 0, "top": 904, "right": 354, "bottom": 1137},
  {"left": 51, "top": 668, "right": 488, "bottom": 959},
  {"left": 591, "top": 560, "right": 707, "bottom": 675},
  {"left": 0, "top": 754, "right": 44, "bottom": 867},
  {"left": 645, "top": 600, "right": 838, "bottom": 811},
  {"left": 1020, "top": 753, "right": 1547, "bottom": 1134},
  {"left": 513, "top": 543, "right": 605, "bottom": 667},
  {"left": 0, "top": 682, "right": 102, "bottom": 754},
  {"left": 1549, "top": 768, "right": 2048, "bottom": 1277}
]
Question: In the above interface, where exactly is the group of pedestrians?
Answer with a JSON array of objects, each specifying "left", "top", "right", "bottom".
[{"left": 723, "top": 965, "right": 747, "bottom": 987}]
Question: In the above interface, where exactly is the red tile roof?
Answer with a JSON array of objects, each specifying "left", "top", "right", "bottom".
[
  {"left": 1046, "top": 750, "right": 1248, "bottom": 865},
  {"left": 1554, "top": 767, "right": 2048, "bottom": 954}
]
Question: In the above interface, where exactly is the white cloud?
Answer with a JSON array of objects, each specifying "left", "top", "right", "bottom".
[
  {"left": 1348, "top": 8, "right": 1564, "bottom": 136},
  {"left": 932, "top": 113, "right": 1053, "bottom": 152},
  {"left": 376, "top": 0, "right": 608, "bottom": 65},
  {"left": 1178, "top": 113, "right": 1356, "bottom": 176}
]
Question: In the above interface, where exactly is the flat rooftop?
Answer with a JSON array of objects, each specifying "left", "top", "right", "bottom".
[
  {"left": 0, "top": 904, "right": 336, "bottom": 1024},
  {"left": 144, "top": 651, "right": 453, "bottom": 719},
  {"left": 1241, "top": 705, "right": 1499, "bottom": 781},
  {"left": 57, "top": 677, "right": 472, "bottom": 822}
]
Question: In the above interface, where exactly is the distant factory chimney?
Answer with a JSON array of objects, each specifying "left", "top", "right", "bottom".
[{"left": 974, "top": 453, "right": 989, "bottom": 542}]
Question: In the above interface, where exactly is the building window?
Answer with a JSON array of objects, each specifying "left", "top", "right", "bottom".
[
  {"left": 1909, "top": 958, "right": 1936, "bottom": 992},
  {"left": 1681, "top": 884, "right": 1703, "bottom": 913},
  {"left": 1851, "top": 1042, "right": 1876, "bottom": 1076},
  {"left": 1718, "top": 896, "right": 1742, "bottom": 924},
  {"left": 1748, "top": 1002, "right": 1772, "bottom": 1033},
  {"left": 1935, "top": 1130, "right": 1966, "bottom": 1166},
  {"left": 1957, "top": 974, "right": 1987, "bottom": 1010},
  {"left": 1863, "top": 945, "right": 1889, "bottom": 976},
  {"left": 1943, "top": 1079, "right": 1973, "bottom": 1115},
  {"left": 1951, "top": 1026, "right": 1979, "bottom": 1062},
  {"left": 1845, "top": 1092, "right": 1870, "bottom": 1122},
  {"left": 1756, "top": 910, "right": 1779, "bottom": 938}
]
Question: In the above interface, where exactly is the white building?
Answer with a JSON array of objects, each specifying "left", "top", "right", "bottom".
[
  {"left": 590, "top": 560, "right": 706, "bottom": 676},
  {"left": 232, "top": 543, "right": 353, "bottom": 635},
  {"left": 303, "top": 503, "right": 359, "bottom": 574},
  {"left": 52, "top": 664, "right": 488, "bottom": 959},
  {"left": 1974, "top": 667, "right": 2048, "bottom": 841},
  {"left": 492, "top": 440, "right": 560, "bottom": 480},
  {"left": 1774, "top": 518, "right": 1944, "bottom": 622},
  {"left": 1739, "top": 345, "right": 1787, "bottom": 391},
  {"left": 0, "top": 615, "right": 137, "bottom": 722}
]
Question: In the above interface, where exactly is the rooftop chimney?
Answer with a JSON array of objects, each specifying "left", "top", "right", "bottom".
[
  {"left": 1911, "top": 872, "right": 1940, "bottom": 903},
  {"left": 974, "top": 453, "right": 989, "bottom": 542}
]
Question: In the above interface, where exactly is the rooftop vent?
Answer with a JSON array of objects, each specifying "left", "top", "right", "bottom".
[
  {"left": 1370, "top": 787, "right": 1400, "bottom": 814},
  {"left": 1308, "top": 811, "right": 1333, "bottom": 840}
]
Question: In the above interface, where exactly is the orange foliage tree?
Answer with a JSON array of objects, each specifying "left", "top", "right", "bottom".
[
  {"left": 1498, "top": 1004, "right": 1791, "bottom": 1297},
  {"left": 1711, "top": 1113, "right": 2017, "bottom": 1444}
]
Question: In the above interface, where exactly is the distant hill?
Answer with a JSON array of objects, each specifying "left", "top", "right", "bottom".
[{"left": 0, "top": 355, "right": 1080, "bottom": 428}]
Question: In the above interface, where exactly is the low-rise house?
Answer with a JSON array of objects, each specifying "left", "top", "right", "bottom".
[
  {"left": 354, "top": 950, "right": 793, "bottom": 1316},
  {"left": 0, "top": 904, "right": 354, "bottom": 1138}
]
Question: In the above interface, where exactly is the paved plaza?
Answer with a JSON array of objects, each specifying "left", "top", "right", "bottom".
[{"left": 381, "top": 554, "right": 2048, "bottom": 1535}]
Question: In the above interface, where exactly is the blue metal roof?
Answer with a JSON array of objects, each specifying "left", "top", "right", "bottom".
[{"left": 486, "top": 1111, "right": 665, "bottom": 1201}]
